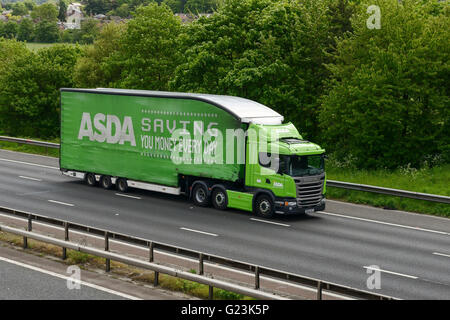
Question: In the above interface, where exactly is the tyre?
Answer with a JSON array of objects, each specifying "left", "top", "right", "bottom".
[
  {"left": 211, "top": 188, "right": 227, "bottom": 210},
  {"left": 192, "top": 184, "right": 210, "bottom": 207},
  {"left": 116, "top": 178, "right": 128, "bottom": 193},
  {"left": 100, "top": 175, "right": 113, "bottom": 189},
  {"left": 85, "top": 173, "right": 97, "bottom": 187},
  {"left": 255, "top": 194, "right": 274, "bottom": 218}
]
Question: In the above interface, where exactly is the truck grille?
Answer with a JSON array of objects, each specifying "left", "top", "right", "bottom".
[{"left": 294, "top": 174, "right": 325, "bottom": 208}]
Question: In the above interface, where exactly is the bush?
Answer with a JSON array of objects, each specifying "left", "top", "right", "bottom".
[
  {"left": 319, "top": 0, "right": 449, "bottom": 169},
  {"left": 0, "top": 43, "right": 81, "bottom": 138}
]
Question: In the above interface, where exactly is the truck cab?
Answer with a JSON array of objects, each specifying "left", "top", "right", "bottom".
[{"left": 241, "top": 122, "right": 326, "bottom": 217}]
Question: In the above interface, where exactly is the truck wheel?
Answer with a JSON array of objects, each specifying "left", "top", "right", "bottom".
[
  {"left": 100, "top": 175, "right": 112, "bottom": 189},
  {"left": 116, "top": 178, "right": 128, "bottom": 193},
  {"left": 192, "top": 184, "right": 210, "bottom": 207},
  {"left": 85, "top": 173, "right": 97, "bottom": 187},
  {"left": 255, "top": 195, "right": 274, "bottom": 218},
  {"left": 211, "top": 188, "right": 227, "bottom": 210}
]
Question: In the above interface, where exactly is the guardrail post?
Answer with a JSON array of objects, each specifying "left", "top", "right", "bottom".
[
  {"left": 154, "top": 271, "right": 159, "bottom": 287},
  {"left": 105, "top": 231, "right": 110, "bottom": 272},
  {"left": 149, "top": 241, "right": 154, "bottom": 262},
  {"left": 255, "top": 266, "right": 260, "bottom": 290},
  {"left": 209, "top": 286, "right": 214, "bottom": 300},
  {"left": 317, "top": 281, "right": 323, "bottom": 300},
  {"left": 199, "top": 253, "right": 204, "bottom": 275},
  {"left": 23, "top": 215, "right": 32, "bottom": 249},
  {"left": 62, "top": 222, "right": 69, "bottom": 260}
]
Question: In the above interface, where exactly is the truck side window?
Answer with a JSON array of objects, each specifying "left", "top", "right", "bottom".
[{"left": 259, "top": 152, "right": 272, "bottom": 168}]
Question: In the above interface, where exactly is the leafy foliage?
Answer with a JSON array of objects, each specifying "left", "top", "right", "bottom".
[
  {"left": 319, "top": 0, "right": 450, "bottom": 168},
  {"left": 0, "top": 43, "right": 81, "bottom": 138},
  {"left": 171, "top": 0, "right": 342, "bottom": 140},
  {"left": 74, "top": 22, "right": 126, "bottom": 87}
]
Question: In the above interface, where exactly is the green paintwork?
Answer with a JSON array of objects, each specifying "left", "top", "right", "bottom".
[
  {"left": 60, "top": 91, "right": 244, "bottom": 187},
  {"left": 227, "top": 190, "right": 254, "bottom": 212},
  {"left": 244, "top": 123, "right": 325, "bottom": 198},
  {"left": 60, "top": 90, "right": 326, "bottom": 212}
]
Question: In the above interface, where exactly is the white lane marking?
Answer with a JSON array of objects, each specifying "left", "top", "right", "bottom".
[
  {"left": 0, "top": 255, "right": 140, "bottom": 300},
  {"left": 0, "top": 212, "right": 356, "bottom": 300},
  {"left": 319, "top": 211, "right": 450, "bottom": 236},
  {"left": 115, "top": 193, "right": 141, "bottom": 200},
  {"left": 48, "top": 200, "right": 74, "bottom": 207},
  {"left": 433, "top": 252, "right": 450, "bottom": 259},
  {"left": 180, "top": 227, "right": 218, "bottom": 237},
  {"left": 19, "top": 176, "right": 42, "bottom": 182},
  {"left": 0, "top": 158, "right": 59, "bottom": 170},
  {"left": 363, "top": 266, "right": 418, "bottom": 279},
  {"left": 250, "top": 218, "right": 290, "bottom": 227}
]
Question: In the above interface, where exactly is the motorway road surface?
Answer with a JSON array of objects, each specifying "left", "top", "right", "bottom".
[
  {"left": 0, "top": 149, "right": 449, "bottom": 299},
  {"left": 0, "top": 257, "right": 130, "bottom": 300}
]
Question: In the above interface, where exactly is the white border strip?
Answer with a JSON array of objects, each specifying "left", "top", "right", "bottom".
[
  {"left": 48, "top": 200, "right": 74, "bottom": 207},
  {"left": 180, "top": 227, "right": 218, "bottom": 237},
  {"left": 363, "top": 266, "right": 418, "bottom": 279},
  {"left": 115, "top": 193, "right": 141, "bottom": 200},
  {"left": 319, "top": 211, "right": 450, "bottom": 236},
  {"left": 432, "top": 252, "right": 450, "bottom": 259},
  {"left": 250, "top": 218, "right": 290, "bottom": 227},
  {"left": 19, "top": 176, "right": 42, "bottom": 182}
]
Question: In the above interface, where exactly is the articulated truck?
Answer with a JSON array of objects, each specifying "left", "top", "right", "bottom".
[{"left": 60, "top": 88, "right": 326, "bottom": 218}]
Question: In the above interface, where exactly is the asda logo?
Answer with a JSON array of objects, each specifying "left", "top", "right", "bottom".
[{"left": 78, "top": 112, "right": 136, "bottom": 146}]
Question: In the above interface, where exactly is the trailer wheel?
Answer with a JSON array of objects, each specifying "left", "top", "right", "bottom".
[
  {"left": 211, "top": 188, "right": 227, "bottom": 210},
  {"left": 255, "top": 194, "right": 274, "bottom": 218},
  {"left": 192, "top": 184, "right": 210, "bottom": 207},
  {"left": 85, "top": 173, "right": 97, "bottom": 187},
  {"left": 100, "top": 175, "right": 113, "bottom": 189},
  {"left": 116, "top": 178, "right": 128, "bottom": 193}
]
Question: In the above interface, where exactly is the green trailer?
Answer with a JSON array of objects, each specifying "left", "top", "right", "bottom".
[{"left": 60, "top": 88, "right": 326, "bottom": 218}]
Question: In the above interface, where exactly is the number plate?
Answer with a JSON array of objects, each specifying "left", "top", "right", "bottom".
[{"left": 305, "top": 209, "right": 314, "bottom": 214}]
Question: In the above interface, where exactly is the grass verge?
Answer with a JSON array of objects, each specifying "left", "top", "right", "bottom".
[
  {"left": 0, "top": 230, "right": 252, "bottom": 300},
  {"left": 326, "top": 163, "right": 450, "bottom": 217}
]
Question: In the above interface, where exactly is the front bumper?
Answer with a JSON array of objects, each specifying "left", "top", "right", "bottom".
[{"left": 274, "top": 197, "right": 325, "bottom": 215}]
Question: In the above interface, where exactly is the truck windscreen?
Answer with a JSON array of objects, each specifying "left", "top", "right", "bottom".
[{"left": 280, "top": 154, "right": 324, "bottom": 177}]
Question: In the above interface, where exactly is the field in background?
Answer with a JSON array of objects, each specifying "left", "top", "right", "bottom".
[
  {"left": 25, "top": 43, "right": 79, "bottom": 51},
  {"left": 0, "top": 138, "right": 448, "bottom": 217}
]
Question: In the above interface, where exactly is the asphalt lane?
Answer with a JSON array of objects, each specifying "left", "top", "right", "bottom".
[
  {"left": 0, "top": 150, "right": 449, "bottom": 299},
  {"left": 0, "top": 258, "right": 128, "bottom": 300}
]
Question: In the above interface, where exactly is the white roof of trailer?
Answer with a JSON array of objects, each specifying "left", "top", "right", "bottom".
[{"left": 92, "top": 88, "right": 284, "bottom": 125}]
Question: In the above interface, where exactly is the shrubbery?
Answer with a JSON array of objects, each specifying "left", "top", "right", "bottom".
[{"left": 0, "top": 0, "right": 448, "bottom": 169}]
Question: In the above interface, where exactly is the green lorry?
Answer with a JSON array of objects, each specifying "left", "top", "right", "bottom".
[{"left": 60, "top": 88, "right": 326, "bottom": 218}]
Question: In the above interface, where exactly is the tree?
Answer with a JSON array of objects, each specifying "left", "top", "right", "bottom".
[
  {"left": 109, "top": 3, "right": 183, "bottom": 90},
  {"left": 184, "top": 0, "right": 217, "bottom": 13},
  {"left": 111, "top": 3, "right": 131, "bottom": 17},
  {"left": 74, "top": 22, "right": 126, "bottom": 88},
  {"left": 84, "top": 0, "right": 112, "bottom": 15},
  {"left": 58, "top": 0, "right": 67, "bottom": 22},
  {"left": 171, "top": 0, "right": 336, "bottom": 140},
  {"left": 0, "top": 21, "right": 19, "bottom": 39},
  {"left": 0, "top": 44, "right": 81, "bottom": 138},
  {"left": 31, "top": 3, "right": 59, "bottom": 22},
  {"left": 17, "top": 18, "right": 35, "bottom": 42},
  {"left": 163, "top": 0, "right": 185, "bottom": 13},
  {"left": 34, "top": 20, "right": 60, "bottom": 42},
  {"left": 319, "top": 0, "right": 450, "bottom": 168},
  {"left": 12, "top": 2, "right": 29, "bottom": 16},
  {"left": 76, "top": 18, "right": 100, "bottom": 44},
  {"left": 23, "top": 0, "right": 37, "bottom": 11}
]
